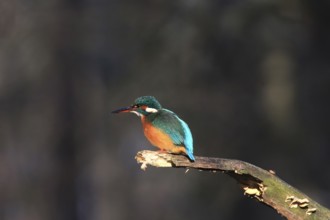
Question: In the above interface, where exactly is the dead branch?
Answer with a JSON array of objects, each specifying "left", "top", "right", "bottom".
[{"left": 135, "top": 150, "right": 330, "bottom": 220}]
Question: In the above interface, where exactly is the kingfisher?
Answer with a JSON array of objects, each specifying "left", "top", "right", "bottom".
[{"left": 112, "top": 96, "right": 195, "bottom": 161}]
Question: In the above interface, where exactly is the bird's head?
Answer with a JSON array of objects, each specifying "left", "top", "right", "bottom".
[{"left": 112, "top": 96, "right": 162, "bottom": 117}]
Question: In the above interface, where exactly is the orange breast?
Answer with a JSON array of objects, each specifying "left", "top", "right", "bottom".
[{"left": 141, "top": 117, "right": 177, "bottom": 151}]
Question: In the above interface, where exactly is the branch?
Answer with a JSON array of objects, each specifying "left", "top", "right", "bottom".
[{"left": 135, "top": 150, "right": 330, "bottom": 220}]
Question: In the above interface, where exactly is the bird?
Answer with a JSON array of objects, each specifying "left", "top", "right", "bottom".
[{"left": 112, "top": 96, "right": 195, "bottom": 161}]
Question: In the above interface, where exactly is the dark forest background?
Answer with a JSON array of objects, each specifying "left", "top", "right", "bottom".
[{"left": 1, "top": 1, "right": 330, "bottom": 220}]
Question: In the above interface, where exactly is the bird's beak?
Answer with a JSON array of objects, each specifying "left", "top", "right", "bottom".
[{"left": 111, "top": 106, "right": 133, "bottom": 114}]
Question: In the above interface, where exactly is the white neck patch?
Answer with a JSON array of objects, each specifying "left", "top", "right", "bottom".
[{"left": 145, "top": 107, "right": 158, "bottom": 113}]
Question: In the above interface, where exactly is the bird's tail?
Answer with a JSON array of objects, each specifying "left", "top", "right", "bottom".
[{"left": 186, "top": 151, "right": 195, "bottom": 162}]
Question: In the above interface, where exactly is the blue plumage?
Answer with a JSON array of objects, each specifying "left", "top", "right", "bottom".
[{"left": 177, "top": 118, "right": 195, "bottom": 161}]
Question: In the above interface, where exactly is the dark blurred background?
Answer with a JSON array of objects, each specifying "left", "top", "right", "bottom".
[{"left": 1, "top": 0, "right": 330, "bottom": 220}]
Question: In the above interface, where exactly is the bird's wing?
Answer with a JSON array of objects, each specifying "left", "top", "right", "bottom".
[{"left": 153, "top": 109, "right": 193, "bottom": 151}]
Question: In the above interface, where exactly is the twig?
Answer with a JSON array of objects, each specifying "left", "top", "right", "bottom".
[{"left": 135, "top": 150, "right": 330, "bottom": 220}]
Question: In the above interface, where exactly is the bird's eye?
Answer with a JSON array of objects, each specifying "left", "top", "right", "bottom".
[{"left": 132, "top": 104, "right": 140, "bottom": 108}]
